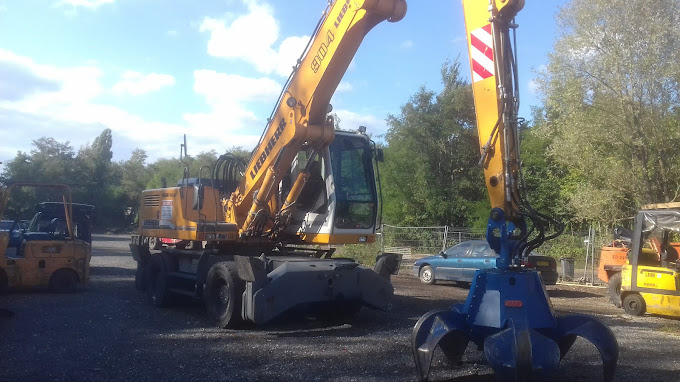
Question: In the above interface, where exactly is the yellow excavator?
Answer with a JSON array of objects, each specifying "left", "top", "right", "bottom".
[
  {"left": 130, "top": 0, "right": 406, "bottom": 327},
  {"left": 411, "top": 1, "right": 619, "bottom": 381}
]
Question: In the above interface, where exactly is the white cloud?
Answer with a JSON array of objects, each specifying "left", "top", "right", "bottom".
[
  {"left": 527, "top": 79, "right": 539, "bottom": 95},
  {"left": 333, "top": 109, "right": 388, "bottom": 137},
  {"left": 0, "top": 50, "right": 266, "bottom": 168},
  {"left": 183, "top": 69, "right": 280, "bottom": 135},
  {"left": 56, "top": 0, "right": 114, "bottom": 10},
  {"left": 199, "top": 1, "right": 308, "bottom": 76},
  {"left": 112, "top": 70, "right": 175, "bottom": 96},
  {"left": 400, "top": 40, "right": 414, "bottom": 49},
  {"left": 527, "top": 64, "right": 547, "bottom": 95},
  {"left": 336, "top": 81, "right": 354, "bottom": 93}
]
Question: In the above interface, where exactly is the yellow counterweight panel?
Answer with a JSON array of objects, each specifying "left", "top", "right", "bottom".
[{"left": 139, "top": 186, "right": 232, "bottom": 241}]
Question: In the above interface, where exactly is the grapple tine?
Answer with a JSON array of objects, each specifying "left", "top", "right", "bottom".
[
  {"left": 555, "top": 314, "right": 619, "bottom": 382},
  {"left": 412, "top": 309, "right": 469, "bottom": 381},
  {"left": 484, "top": 319, "right": 561, "bottom": 382}
]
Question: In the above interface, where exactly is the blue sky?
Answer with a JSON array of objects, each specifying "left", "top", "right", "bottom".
[{"left": 0, "top": 0, "right": 565, "bottom": 169}]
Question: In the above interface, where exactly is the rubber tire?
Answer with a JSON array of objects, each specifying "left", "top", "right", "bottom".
[
  {"left": 419, "top": 265, "right": 436, "bottom": 285},
  {"left": 608, "top": 272, "right": 622, "bottom": 308},
  {"left": 204, "top": 262, "right": 243, "bottom": 328},
  {"left": 623, "top": 293, "right": 646, "bottom": 316},
  {"left": 135, "top": 261, "right": 146, "bottom": 291},
  {"left": 145, "top": 255, "right": 175, "bottom": 307},
  {"left": 0, "top": 269, "right": 9, "bottom": 291},
  {"left": 49, "top": 268, "right": 79, "bottom": 293},
  {"left": 149, "top": 237, "right": 162, "bottom": 250}
]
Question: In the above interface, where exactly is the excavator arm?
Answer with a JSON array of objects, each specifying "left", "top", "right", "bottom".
[
  {"left": 411, "top": 2, "right": 619, "bottom": 381},
  {"left": 229, "top": 0, "right": 406, "bottom": 237}
]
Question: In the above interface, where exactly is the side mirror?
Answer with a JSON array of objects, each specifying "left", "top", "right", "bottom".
[
  {"left": 192, "top": 184, "right": 204, "bottom": 210},
  {"left": 376, "top": 148, "right": 384, "bottom": 162},
  {"left": 439, "top": 250, "right": 447, "bottom": 259}
]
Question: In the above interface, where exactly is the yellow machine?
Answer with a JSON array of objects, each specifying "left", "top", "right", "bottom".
[
  {"left": 0, "top": 183, "right": 92, "bottom": 292},
  {"left": 130, "top": 0, "right": 406, "bottom": 327},
  {"left": 620, "top": 209, "right": 680, "bottom": 317}
]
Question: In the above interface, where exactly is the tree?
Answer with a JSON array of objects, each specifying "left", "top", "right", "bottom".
[
  {"left": 535, "top": 0, "right": 680, "bottom": 223},
  {"left": 118, "top": 149, "right": 151, "bottom": 226},
  {"left": 0, "top": 138, "right": 80, "bottom": 219},
  {"left": 78, "top": 129, "right": 116, "bottom": 225},
  {"left": 381, "top": 60, "right": 487, "bottom": 227}
]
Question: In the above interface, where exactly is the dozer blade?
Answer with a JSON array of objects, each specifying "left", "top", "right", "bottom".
[
  {"left": 412, "top": 308, "right": 470, "bottom": 381},
  {"left": 483, "top": 319, "right": 560, "bottom": 382},
  {"left": 554, "top": 314, "right": 619, "bottom": 382}
]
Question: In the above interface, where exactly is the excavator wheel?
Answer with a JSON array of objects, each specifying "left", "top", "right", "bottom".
[
  {"left": 204, "top": 262, "right": 244, "bottom": 328},
  {"left": 145, "top": 254, "right": 176, "bottom": 307},
  {"left": 148, "top": 237, "right": 162, "bottom": 250},
  {"left": 608, "top": 272, "right": 622, "bottom": 308},
  {"left": 135, "top": 260, "right": 147, "bottom": 291}
]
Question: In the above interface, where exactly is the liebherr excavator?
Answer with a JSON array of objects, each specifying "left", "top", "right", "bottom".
[
  {"left": 411, "top": 1, "right": 619, "bottom": 381},
  {"left": 129, "top": 0, "right": 406, "bottom": 327}
]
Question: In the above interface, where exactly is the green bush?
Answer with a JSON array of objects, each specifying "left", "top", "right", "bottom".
[{"left": 333, "top": 243, "right": 381, "bottom": 266}]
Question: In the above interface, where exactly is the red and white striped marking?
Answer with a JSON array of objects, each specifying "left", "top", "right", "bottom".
[{"left": 470, "top": 24, "right": 494, "bottom": 83}]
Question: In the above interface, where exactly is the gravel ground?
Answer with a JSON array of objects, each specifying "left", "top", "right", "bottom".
[{"left": 1, "top": 234, "right": 680, "bottom": 381}]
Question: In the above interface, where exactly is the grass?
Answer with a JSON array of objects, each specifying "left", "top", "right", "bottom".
[
  {"left": 659, "top": 325, "right": 680, "bottom": 336},
  {"left": 333, "top": 243, "right": 382, "bottom": 266}
]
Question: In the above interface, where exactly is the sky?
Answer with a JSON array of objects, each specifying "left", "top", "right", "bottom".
[{"left": 0, "top": 0, "right": 566, "bottom": 171}]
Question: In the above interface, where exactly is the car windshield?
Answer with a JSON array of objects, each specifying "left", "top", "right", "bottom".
[
  {"left": 444, "top": 242, "right": 474, "bottom": 257},
  {"left": 471, "top": 243, "right": 497, "bottom": 257}
]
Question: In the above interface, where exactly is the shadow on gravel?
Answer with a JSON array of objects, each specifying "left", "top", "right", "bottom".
[
  {"left": 89, "top": 266, "right": 135, "bottom": 276},
  {"left": 548, "top": 289, "right": 602, "bottom": 298},
  {"left": 0, "top": 309, "right": 14, "bottom": 318}
]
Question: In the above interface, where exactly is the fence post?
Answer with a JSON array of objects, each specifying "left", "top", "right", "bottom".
[
  {"left": 380, "top": 223, "right": 384, "bottom": 253},
  {"left": 442, "top": 225, "right": 448, "bottom": 251}
]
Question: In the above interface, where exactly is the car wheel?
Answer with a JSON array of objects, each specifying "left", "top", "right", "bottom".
[
  {"left": 419, "top": 265, "right": 435, "bottom": 285},
  {"left": 608, "top": 272, "right": 622, "bottom": 308},
  {"left": 622, "top": 293, "right": 646, "bottom": 316}
]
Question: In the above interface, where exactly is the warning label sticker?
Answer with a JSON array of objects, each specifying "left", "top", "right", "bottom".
[{"left": 161, "top": 200, "right": 173, "bottom": 221}]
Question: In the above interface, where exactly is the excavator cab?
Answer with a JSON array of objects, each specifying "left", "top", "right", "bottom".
[
  {"left": 621, "top": 210, "right": 680, "bottom": 317},
  {"left": 283, "top": 130, "right": 380, "bottom": 244}
]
